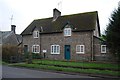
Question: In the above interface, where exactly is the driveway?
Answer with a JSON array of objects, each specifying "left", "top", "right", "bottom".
[{"left": 2, "top": 65, "right": 96, "bottom": 78}]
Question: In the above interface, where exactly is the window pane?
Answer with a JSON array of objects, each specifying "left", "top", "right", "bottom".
[
  {"left": 36, "top": 32, "right": 38, "bottom": 37},
  {"left": 81, "top": 46, "right": 83, "bottom": 52},
  {"left": 56, "top": 46, "right": 59, "bottom": 53},
  {"left": 52, "top": 46, "right": 54, "bottom": 53},
  {"left": 102, "top": 47, "right": 105, "bottom": 52},
  {"left": 33, "top": 46, "right": 35, "bottom": 53},
  {"left": 33, "top": 46, "right": 34, "bottom": 52},
  {"left": 66, "top": 30, "right": 68, "bottom": 35},
  {"left": 36, "top": 46, "right": 38, "bottom": 52},
  {"left": 36, "top": 46, "right": 39, "bottom": 52},
  {"left": 54, "top": 46, "right": 56, "bottom": 53},
  {"left": 64, "top": 30, "right": 67, "bottom": 35},
  {"left": 34, "top": 46, "right": 36, "bottom": 52},
  {"left": 101, "top": 45, "right": 106, "bottom": 53},
  {"left": 56, "top": 46, "right": 58, "bottom": 53},
  {"left": 76, "top": 45, "right": 80, "bottom": 52},
  {"left": 68, "top": 29, "right": 70, "bottom": 35}
]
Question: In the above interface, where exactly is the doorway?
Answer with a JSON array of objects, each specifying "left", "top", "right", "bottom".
[{"left": 64, "top": 45, "right": 71, "bottom": 60}]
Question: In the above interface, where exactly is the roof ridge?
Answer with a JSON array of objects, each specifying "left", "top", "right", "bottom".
[
  {"left": 34, "top": 17, "right": 53, "bottom": 21},
  {"left": 61, "top": 11, "right": 98, "bottom": 17},
  {"left": 34, "top": 11, "right": 98, "bottom": 21}
]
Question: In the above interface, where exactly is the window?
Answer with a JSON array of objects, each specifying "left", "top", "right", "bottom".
[
  {"left": 51, "top": 45, "right": 60, "bottom": 54},
  {"left": 101, "top": 45, "right": 106, "bottom": 53},
  {"left": 33, "top": 31, "right": 39, "bottom": 38},
  {"left": 32, "top": 45, "right": 40, "bottom": 53},
  {"left": 64, "top": 28, "right": 71, "bottom": 36},
  {"left": 76, "top": 45, "right": 85, "bottom": 54}
]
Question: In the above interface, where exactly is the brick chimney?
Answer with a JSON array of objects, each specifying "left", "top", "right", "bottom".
[
  {"left": 11, "top": 25, "right": 16, "bottom": 33},
  {"left": 53, "top": 8, "right": 61, "bottom": 21}
]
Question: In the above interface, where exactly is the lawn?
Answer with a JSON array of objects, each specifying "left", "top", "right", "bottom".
[
  {"left": 32, "top": 59, "right": 119, "bottom": 71},
  {"left": 11, "top": 59, "right": 120, "bottom": 76}
]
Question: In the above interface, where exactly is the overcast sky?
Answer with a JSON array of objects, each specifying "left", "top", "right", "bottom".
[{"left": 0, "top": 0, "right": 119, "bottom": 34}]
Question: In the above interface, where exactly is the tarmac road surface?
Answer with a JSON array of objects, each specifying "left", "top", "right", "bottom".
[{"left": 2, "top": 65, "right": 96, "bottom": 78}]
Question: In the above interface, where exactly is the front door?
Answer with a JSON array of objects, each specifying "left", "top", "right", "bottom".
[
  {"left": 64, "top": 45, "right": 71, "bottom": 60},
  {"left": 24, "top": 45, "right": 28, "bottom": 53}
]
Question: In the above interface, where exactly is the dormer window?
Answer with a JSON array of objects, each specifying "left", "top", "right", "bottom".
[
  {"left": 33, "top": 31, "right": 39, "bottom": 38},
  {"left": 64, "top": 28, "right": 71, "bottom": 36}
]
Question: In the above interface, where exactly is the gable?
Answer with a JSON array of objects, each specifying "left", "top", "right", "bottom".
[
  {"left": 62, "top": 21, "right": 74, "bottom": 30},
  {"left": 16, "top": 34, "right": 22, "bottom": 44},
  {"left": 21, "top": 11, "right": 99, "bottom": 35},
  {"left": 94, "top": 20, "right": 100, "bottom": 37}
]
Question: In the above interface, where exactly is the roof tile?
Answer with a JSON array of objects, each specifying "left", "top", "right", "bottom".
[{"left": 21, "top": 11, "right": 98, "bottom": 35}]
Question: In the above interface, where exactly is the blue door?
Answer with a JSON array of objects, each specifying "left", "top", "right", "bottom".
[{"left": 64, "top": 45, "right": 71, "bottom": 60}]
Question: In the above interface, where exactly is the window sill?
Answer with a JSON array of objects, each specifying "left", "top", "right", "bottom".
[
  {"left": 51, "top": 53, "right": 60, "bottom": 54},
  {"left": 101, "top": 52, "right": 106, "bottom": 53},
  {"left": 64, "top": 35, "right": 71, "bottom": 37},
  {"left": 76, "top": 52, "right": 85, "bottom": 54},
  {"left": 33, "top": 37, "right": 39, "bottom": 38},
  {"left": 33, "top": 52, "right": 40, "bottom": 53}
]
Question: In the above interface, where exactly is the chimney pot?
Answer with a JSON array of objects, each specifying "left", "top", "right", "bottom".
[{"left": 11, "top": 25, "right": 16, "bottom": 33}]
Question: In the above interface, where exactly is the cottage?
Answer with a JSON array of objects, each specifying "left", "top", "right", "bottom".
[{"left": 21, "top": 8, "right": 113, "bottom": 61}]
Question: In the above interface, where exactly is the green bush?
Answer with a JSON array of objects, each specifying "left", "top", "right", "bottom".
[
  {"left": 23, "top": 52, "right": 42, "bottom": 59},
  {"left": 2, "top": 45, "right": 18, "bottom": 62},
  {"left": 32, "top": 53, "right": 42, "bottom": 59}
]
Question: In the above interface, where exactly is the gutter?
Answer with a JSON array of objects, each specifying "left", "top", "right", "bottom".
[
  {"left": 91, "top": 32, "right": 94, "bottom": 61},
  {"left": 40, "top": 31, "right": 42, "bottom": 56}
]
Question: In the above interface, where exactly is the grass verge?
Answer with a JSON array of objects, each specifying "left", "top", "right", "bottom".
[
  {"left": 12, "top": 63, "right": 120, "bottom": 76},
  {"left": 32, "top": 60, "right": 119, "bottom": 71}
]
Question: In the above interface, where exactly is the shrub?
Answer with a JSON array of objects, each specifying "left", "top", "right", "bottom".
[
  {"left": 32, "top": 53, "right": 42, "bottom": 59},
  {"left": 23, "top": 52, "right": 42, "bottom": 59},
  {"left": 2, "top": 45, "right": 18, "bottom": 62}
]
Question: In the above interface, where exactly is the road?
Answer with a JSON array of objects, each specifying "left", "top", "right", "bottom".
[{"left": 2, "top": 66, "right": 96, "bottom": 78}]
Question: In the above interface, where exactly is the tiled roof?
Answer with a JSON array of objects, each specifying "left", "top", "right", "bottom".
[
  {"left": 1, "top": 31, "right": 22, "bottom": 45},
  {"left": 16, "top": 34, "right": 22, "bottom": 44},
  {"left": 21, "top": 11, "right": 99, "bottom": 35},
  {"left": 1, "top": 31, "right": 12, "bottom": 39}
]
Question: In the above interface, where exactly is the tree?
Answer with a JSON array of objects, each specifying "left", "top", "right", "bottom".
[
  {"left": 106, "top": 7, "right": 120, "bottom": 61},
  {"left": 100, "top": 34, "right": 106, "bottom": 41}
]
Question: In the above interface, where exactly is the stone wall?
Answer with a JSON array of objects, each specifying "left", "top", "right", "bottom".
[
  {"left": 22, "top": 34, "right": 40, "bottom": 52},
  {"left": 22, "top": 31, "right": 116, "bottom": 62},
  {"left": 40, "top": 31, "right": 93, "bottom": 61},
  {"left": 93, "top": 36, "right": 114, "bottom": 61}
]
